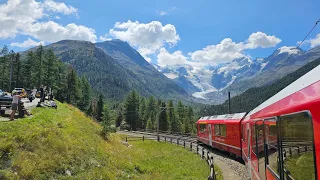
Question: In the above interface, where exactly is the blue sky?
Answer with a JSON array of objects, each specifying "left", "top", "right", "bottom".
[{"left": 1, "top": 0, "right": 320, "bottom": 67}]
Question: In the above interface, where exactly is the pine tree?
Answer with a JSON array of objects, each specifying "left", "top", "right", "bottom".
[
  {"left": 44, "top": 49, "right": 56, "bottom": 88},
  {"left": 115, "top": 111, "right": 123, "bottom": 127},
  {"left": 139, "top": 97, "right": 146, "bottom": 129},
  {"left": 0, "top": 46, "right": 9, "bottom": 90},
  {"left": 78, "top": 75, "right": 91, "bottom": 111},
  {"left": 168, "top": 100, "right": 179, "bottom": 132},
  {"left": 101, "top": 105, "right": 111, "bottom": 139},
  {"left": 185, "top": 106, "right": 194, "bottom": 133},
  {"left": 66, "top": 66, "right": 79, "bottom": 105},
  {"left": 13, "top": 53, "right": 21, "bottom": 88},
  {"left": 35, "top": 45, "right": 44, "bottom": 87},
  {"left": 96, "top": 94, "right": 104, "bottom": 121},
  {"left": 124, "top": 91, "right": 139, "bottom": 130},
  {"left": 146, "top": 119, "right": 153, "bottom": 130},
  {"left": 176, "top": 101, "right": 185, "bottom": 132},
  {"left": 8, "top": 50, "right": 15, "bottom": 91},
  {"left": 146, "top": 96, "right": 157, "bottom": 128},
  {"left": 158, "top": 101, "right": 168, "bottom": 131},
  {"left": 87, "top": 101, "right": 94, "bottom": 117}
]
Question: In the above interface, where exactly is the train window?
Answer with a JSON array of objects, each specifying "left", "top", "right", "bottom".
[
  {"left": 280, "top": 112, "right": 316, "bottom": 180},
  {"left": 255, "top": 121, "right": 266, "bottom": 180},
  {"left": 199, "top": 124, "right": 207, "bottom": 133},
  {"left": 220, "top": 124, "right": 226, "bottom": 137},
  {"left": 265, "top": 118, "right": 280, "bottom": 178},
  {"left": 214, "top": 124, "right": 220, "bottom": 136},
  {"left": 214, "top": 124, "right": 226, "bottom": 137}
]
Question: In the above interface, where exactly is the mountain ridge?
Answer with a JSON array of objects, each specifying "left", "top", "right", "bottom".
[{"left": 156, "top": 46, "right": 320, "bottom": 103}]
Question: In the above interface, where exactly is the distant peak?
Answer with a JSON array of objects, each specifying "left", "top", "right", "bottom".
[{"left": 112, "top": 39, "right": 124, "bottom": 42}]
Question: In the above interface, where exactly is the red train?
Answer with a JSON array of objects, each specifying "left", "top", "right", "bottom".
[{"left": 197, "top": 65, "right": 320, "bottom": 180}]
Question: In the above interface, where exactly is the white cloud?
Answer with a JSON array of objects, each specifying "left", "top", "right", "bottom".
[
  {"left": 246, "top": 31, "right": 281, "bottom": 48},
  {"left": 189, "top": 38, "right": 246, "bottom": 64},
  {"left": 157, "top": 7, "right": 176, "bottom": 16},
  {"left": 310, "top": 34, "right": 320, "bottom": 48},
  {"left": 0, "top": 0, "right": 44, "bottom": 38},
  {"left": 99, "top": 36, "right": 111, "bottom": 41},
  {"left": 157, "top": 48, "right": 188, "bottom": 67},
  {"left": 158, "top": 10, "right": 167, "bottom": 16},
  {"left": 188, "top": 32, "right": 281, "bottom": 65},
  {"left": 43, "top": 0, "right": 78, "bottom": 15},
  {"left": 10, "top": 38, "right": 43, "bottom": 48},
  {"left": 103, "top": 20, "right": 180, "bottom": 56},
  {"left": 0, "top": 0, "right": 96, "bottom": 44},
  {"left": 54, "top": 16, "right": 60, "bottom": 19},
  {"left": 25, "top": 21, "right": 97, "bottom": 43}
]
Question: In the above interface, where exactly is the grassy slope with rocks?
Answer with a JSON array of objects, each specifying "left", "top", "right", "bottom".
[{"left": 0, "top": 102, "right": 218, "bottom": 179}]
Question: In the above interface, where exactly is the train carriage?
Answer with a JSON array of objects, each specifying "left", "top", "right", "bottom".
[
  {"left": 197, "top": 64, "right": 320, "bottom": 180},
  {"left": 242, "top": 64, "right": 320, "bottom": 180},
  {"left": 197, "top": 113, "right": 246, "bottom": 157}
]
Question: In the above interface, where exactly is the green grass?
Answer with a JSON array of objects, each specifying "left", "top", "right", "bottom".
[
  {"left": 284, "top": 152, "right": 315, "bottom": 180},
  {"left": 0, "top": 102, "right": 221, "bottom": 180}
]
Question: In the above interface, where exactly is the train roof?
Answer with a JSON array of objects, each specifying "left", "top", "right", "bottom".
[
  {"left": 248, "top": 64, "right": 320, "bottom": 117},
  {"left": 198, "top": 112, "right": 246, "bottom": 123}
]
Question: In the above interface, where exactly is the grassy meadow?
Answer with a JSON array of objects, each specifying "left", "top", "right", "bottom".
[{"left": 0, "top": 102, "right": 220, "bottom": 180}]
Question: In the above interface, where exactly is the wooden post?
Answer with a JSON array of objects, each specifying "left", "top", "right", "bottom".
[
  {"left": 125, "top": 137, "right": 127, "bottom": 142},
  {"left": 298, "top": 147, "right": 300, "bottom": 155},
  {"left": 177, "top": 139, "right": 179, "bottom": 145},
  {"left": 143, "top": 136, "right": 144, "bottom": 141},
  {"left": 305, "top": 146, "right": 308, "bottom": 152},
  {"left": 165, "top": 137, "right": 166, "bottom": 142},
  {"left": 289, "top": 148, "right": 292, "bottom": 157},
  {"left": 190, "top": 143, "right": 192, "bottom": 151},
  {"left": 184, "top": 141, "right": 186, "bottom": 148},
  {"left": 202, "top": 148, "right": 204, "bottom": 159},
  {"left": 197, "top": 145, "right": 199, "bottom": 154}
]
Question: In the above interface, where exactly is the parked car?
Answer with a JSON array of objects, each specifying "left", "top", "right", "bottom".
[
  {"left": 13, "top": 88, "right": 27, "bottom": 98},
  {"left": 36, "top": 91, "right": 41, "bottom": 98},
  {"left": 0, "top": 89, "right": 13, "bottom": 108}
]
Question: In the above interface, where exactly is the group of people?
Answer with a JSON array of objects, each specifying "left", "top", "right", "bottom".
[{"left": 10, "top": 85, "right": 53, "bottom": 121}]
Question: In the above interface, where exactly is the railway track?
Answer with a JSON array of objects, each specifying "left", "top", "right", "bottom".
[{"left": 118, "top": 130, "right": 250, "bottom": 180}]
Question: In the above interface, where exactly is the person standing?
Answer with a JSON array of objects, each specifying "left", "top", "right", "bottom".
[
  {"left": 10, "top": 90, "right": 21, "bottom": 121},
  {"left": 40, "top": 85, "right": 44, "bottom": 102},
  {"left": 32, "top": 87, "right": 37, "bottom": 97}
]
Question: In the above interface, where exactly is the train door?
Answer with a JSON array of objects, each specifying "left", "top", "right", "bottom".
[
  {"left": 208, "top": 124, "right": 212, "bottom": 146},
  {"left": 246, "top": 122, "right": 252, "bottom": 178}
]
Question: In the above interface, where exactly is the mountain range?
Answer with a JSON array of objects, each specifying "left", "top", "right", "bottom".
[
  {"left": 21, "top": 39, "right": 193, "bottom": 103},
  {"left": 156, "top": 46, "right": 320, "bottom": 104},
  {"left": 21, "top": 39, "right": 320, "bottom": 105}
]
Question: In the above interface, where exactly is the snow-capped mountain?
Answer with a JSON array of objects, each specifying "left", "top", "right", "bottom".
[{"left": 154, "top": 46, "right": 320, "bottom": 103}]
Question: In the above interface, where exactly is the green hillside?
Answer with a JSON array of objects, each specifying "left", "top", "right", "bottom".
[
  {"left": 0, "top": 102, "right": 212, "bottom": 179},
  {"left": 22, "top": 40, "right": 189, "bottom": 103},
  {"left": 201, "top": 57, "right": 320, "bottom": 115}
]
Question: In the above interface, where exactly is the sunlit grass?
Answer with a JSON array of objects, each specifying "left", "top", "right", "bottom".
[
  {"left": 0, "top": 102, "right": 221, "bottom": 179},
  {"left": 284, "top": 152, "right": 315, "bottom": 180}
]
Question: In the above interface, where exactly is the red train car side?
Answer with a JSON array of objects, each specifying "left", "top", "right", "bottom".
[
  {"left": 198, "top": 64, "right": 320, "bottom": 180},
  {"left": 197, "top": 113, "right": 246, "bottom": 157},
  {"left": 241, "top": 64, "right": 320, "bottom": 180}
]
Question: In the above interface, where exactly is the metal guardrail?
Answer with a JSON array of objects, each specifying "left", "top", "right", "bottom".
[{"left": 123, "top": 132, "right": 217, "bottom": 180}]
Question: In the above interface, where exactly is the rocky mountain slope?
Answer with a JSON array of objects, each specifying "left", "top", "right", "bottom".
[{"left": 156, "top": 46, "right": 320, "bottom": 104}]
